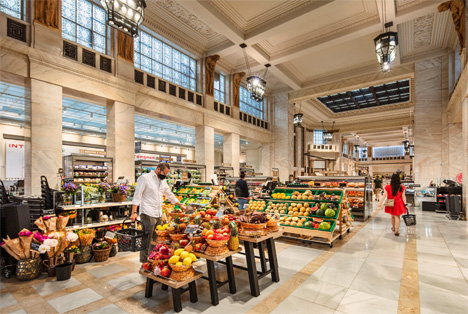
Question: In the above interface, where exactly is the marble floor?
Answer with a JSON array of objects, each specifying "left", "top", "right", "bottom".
[{"left": 1, "top": 203, "right": 467, "bottom": 314}]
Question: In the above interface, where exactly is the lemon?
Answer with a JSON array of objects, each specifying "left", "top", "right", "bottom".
[
  {"left": 180, "top": 251, "right": 189, "bottom": 260},
  {"left": 183, "top": 257, "right": 192, "bottom": 265},
  {"left": 174, "top": 249, "right": 184, "bottom": 256},
  {"left": 188, "top": 253, "right": 197, "bottom": 262},
  {"left": 176, "top": 262, "right": 183, "bottom": 266},
  {"left": 169, "top": 256, "right": 180, "bottom": 264}
]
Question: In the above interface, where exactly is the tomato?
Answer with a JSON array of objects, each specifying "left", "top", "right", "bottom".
[
  {"left": 206, "top": 209, "right": 213, "bottom": 215},
  {"left": 200, "top": 211, "right": 206, "bottom": 217},
  {"left": 212, "top": 210, "right": 218, "bottom": 216}
]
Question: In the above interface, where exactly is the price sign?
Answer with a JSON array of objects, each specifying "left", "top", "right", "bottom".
[
  {"left": 184, "top": 224, "right": 199, "bottom": 234},
  {"left": 30, "top": 243, "right": 40, "bottom": 252},
  {"left": 215, "top": 209, "right": 224, "bottom": 218},
  {"left": 185, "top": 209, "right": 195, "bottom": 215},
  {"left": 104, "top": 231, "right": 115, "bottom": 239}
]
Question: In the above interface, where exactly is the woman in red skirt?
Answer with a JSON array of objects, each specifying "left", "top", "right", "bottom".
[{"left": 379, "top": 173, "right": 407, "bottom": 236}]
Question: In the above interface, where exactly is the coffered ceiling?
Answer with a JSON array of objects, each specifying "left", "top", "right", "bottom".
[{"left": 144, "top": 0, "right": 457, "bottom": 98}]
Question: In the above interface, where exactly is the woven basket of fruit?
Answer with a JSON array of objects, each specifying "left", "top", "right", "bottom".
[
  {"left": 156, "top": 230, "right": 169, "bottom": 237},
  {"left": 240, "top": 222, "right": 266, "bottom": 230},
  {"left": 169, "top": 233, "right": 187, "bottom": 241},
  {"left": 205, "top": 238, "right": 229, "bottom": 248},
  {"left": 205, "top": 245, "right": 229, "bottom": 256},
  {"left": 192, "top": 236, "right": 204, "bottom": 243},
  {"left": 150, "top": 258, "right": 168, "bottom": 267},
  {"left": 266, "top": 220, "right": 278, "bottom": 228},
  {"left": 239, "top": 229, "right": 265, "bottom": 237},
  {"left": 169, "top": 263, "right": 193, "bottom": 272},
  {"left": 170, "top": 267, "right": 195, "bottom": 281}
]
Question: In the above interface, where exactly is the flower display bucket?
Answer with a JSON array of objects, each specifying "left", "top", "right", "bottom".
[
  {"left": 55, "top": 262, "right": 73, "bottom": 281},
  {"left": 109, "top": 244, "right": 118, "bottom": 257},
  {"left": 16, "top": 258, "right": 41, "bottom": 281},
  {"left": 112, "top": 194, "right": 126, "bottom": 202}
]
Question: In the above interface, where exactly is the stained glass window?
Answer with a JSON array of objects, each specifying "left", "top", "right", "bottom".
[
  {"left": 61, "top": 0, "right": 109, "bottom": 55},
  {"left": 1, "top": 0, "right": 23, "bottom": 20},
  {"left": 240, "top": 86, "right": 263, "bottom": 119},
  {"left": 134, "top": 29, "right": 197, "bottom": 91},
  {"left": 313, "top": 130, "right": 325, "bottom": 145},
  {"left": 214, "top": 73, "right": 226, "bottom": 104}
]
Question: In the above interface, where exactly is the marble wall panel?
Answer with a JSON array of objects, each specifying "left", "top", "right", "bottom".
[
  {"left": 448, "top": 123, "right": 464, "bottom": 179},
  {"left": 30, "top": 79, "right": 62, "bottom": 194},
  {"left": 462, "top": 98, "right": 468, "bottom": 212},
  {"left": 195, "top": 125, "right": 214, "bottom": 180},
  {"left": 223, "top": 133, "right": 240, "bottom": 177},
  {"left": 107, "top": 101, "right": 135, "bottom": 183},
  {"left": 259, "top": 144, "right": 272, "bottom": 177}
]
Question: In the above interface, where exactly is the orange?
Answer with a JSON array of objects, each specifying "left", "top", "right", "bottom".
[{"left": 205, "top": 230, "right": 214, "bottom": 237}]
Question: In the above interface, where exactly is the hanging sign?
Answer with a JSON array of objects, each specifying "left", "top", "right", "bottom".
[{"left": 79, "top": 149, "right": 106, "bottom": 156}]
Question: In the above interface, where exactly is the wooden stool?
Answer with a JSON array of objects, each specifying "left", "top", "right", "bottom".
[{"left": 139, "top": 269, "right": 202, "bottom": 313}]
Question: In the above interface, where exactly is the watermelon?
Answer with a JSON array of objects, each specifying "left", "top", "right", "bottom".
[
  {"left": 325, "top": 208, "right": 336, "bottom": 217},
  {"left": 316, "top": 209, "right": 325, "bottom": 216},
  {"left": 304, "top": 221, "right": 312, "bottom": 228},
  {"left": 320, "top": 203, "right": 328, "bottom": 211},
  {"left": 319, "top": 222, "right": 331, "bottom": 230}
]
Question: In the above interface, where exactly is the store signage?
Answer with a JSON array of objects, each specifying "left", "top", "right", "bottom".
[
  {"left": 255, "top": 173, "right": 263, "bottom": 176},
  {"left": 184, "top": 225, "right": 199, "bottom": 234},
  {"left": 79, "top": 149, "right": 106, "bottom": 156},
  {"left": 135, "top": 142, "right": 142, "bottom": 153},
  {"left": 5, "top": 141, "right": 25, "bottom": 179},
  {"left": 135, "top": 154, "right": 158, "bottom": 161},
  {"left": 215, "top": 209, "right": 224, "bottom": 217},
  {"left": 181, "top": 171, "right": 188, "bottom": 181},
  {"left": 221, "top": 163, "right": 231, "bottom": 167},
  {"left": 184, "top": 160, "right": 197, "bottom": 164}
]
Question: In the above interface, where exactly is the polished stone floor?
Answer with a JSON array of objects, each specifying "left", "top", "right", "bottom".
[{"left": 1, "top": 203, "right": 467, "bottom": 314}]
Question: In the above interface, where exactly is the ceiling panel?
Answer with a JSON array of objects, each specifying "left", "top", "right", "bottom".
[
  {"left": 135, "top": 114, "right": 195, "bottom": 145},
  {"left": 62, "top": 98, "right": 107, "bottom": 133},
  {"left": 0, "top": 81, "right": 30, "bottom": 125}
]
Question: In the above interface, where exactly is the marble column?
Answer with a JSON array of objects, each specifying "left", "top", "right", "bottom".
[
  {"left": 223, "top": 133, "right": 240, "bottom": 177},
  {"left": 195, "top": 125, "right": 214, "bottom": 182},
  {"left": 30, "top": 79, "right": 63, "bottom": 195},
  {"left": 413, "top": 58, "right": 446, "bottom": 187},
  {"left": 271, "top": 94, "right": 294, "bottom": 181},
  {"left": 107, "top": 101, "right": 135, "bottom": 183}
]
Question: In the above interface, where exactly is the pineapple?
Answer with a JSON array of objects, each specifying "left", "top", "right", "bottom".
[
  {"left": 211, "top": 220, "right": 221, "bottom": 230},
  {"left": 228, "top": 222, "right": 239, "bottom": 250},
  {"left": 194, "top": 216, "right": 201, "bottom": 226},
  {"left": 174, "top": 215, "right": 181, "bottom": 224}
]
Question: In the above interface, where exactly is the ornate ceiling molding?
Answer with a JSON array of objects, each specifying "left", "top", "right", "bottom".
[{"left": 413, "top": 13, "right": 434, "bottom": 48}]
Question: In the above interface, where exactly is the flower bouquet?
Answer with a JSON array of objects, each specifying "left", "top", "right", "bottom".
[
  {"left": 56, "top": 215, "right": 70, "bottom": 230},
  {"left": 64, "top": 245, "right": 80, "bottom": 262},
  {"left": 42, "top": 216, "right": 57, "bottom": 233},
  {"left": 110, "top": 184, "right": 129, "bottom": 202},
  {"left": 77, "top": 229, "right": 95, "bottom": 246},
  {"left": 83, "top": 185, "right": 96, "bottom": 204}
]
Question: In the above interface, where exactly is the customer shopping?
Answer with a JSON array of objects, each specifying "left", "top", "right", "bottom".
[
  {"left": 235, "top": 172, "right": 250, "bottom": 210},
  {"left": 374, "top": 175, "right": 383, "bottom": 201},
  {"left": 131, "top": 163, "right": 186, "bottom": 262},
  {"left": 379, "top": 173, "right": 407, "bottom": 236}
]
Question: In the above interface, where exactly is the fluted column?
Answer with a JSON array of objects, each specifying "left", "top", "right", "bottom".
[{"left": 223, "top": 133, "right": 240, "bottom": 177}]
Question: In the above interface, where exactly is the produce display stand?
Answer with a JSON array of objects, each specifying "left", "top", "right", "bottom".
[
  {"left": 61, "top": 202, "right": 132, "bottom": 230},
  {"left": 219, "top": 229, "right": 283, "bottom": 297},
  {"left": 194, "top": 248, "right": 241, "bottom": 305},
  {"left": 139, "top": 269, "right": 202, "bottom": 313},
  {"left": 266, "top": 187, "right": 353, "bottom": 247}
]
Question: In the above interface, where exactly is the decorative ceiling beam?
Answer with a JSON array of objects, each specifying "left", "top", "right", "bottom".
[
  {"left": 369, "top": 86, "right": 381, "bottom": 106},
  {"left": 346, "top": 91, "right": 360, "bottom": 109}
]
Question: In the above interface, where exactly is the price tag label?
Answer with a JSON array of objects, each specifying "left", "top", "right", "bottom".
[
  {"left": 87, "top": 224, "right": 93, "bottom": 227},
  {"left": 30, "top": 243, "right": 40, "bottom": 252},
  {"left": 185, "top": 209, "right": 195, "bottom": 215},
  {"left": 184, "top": 224, "right": 199, "bottom": 234},
  {"left": 104, "top": 231, "right": 115, "bottom": 239},
  {"left": 215, "top": 210, "right": 224, "bottom": 218}
]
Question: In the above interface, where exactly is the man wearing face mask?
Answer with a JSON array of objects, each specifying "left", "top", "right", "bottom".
[{"left": 131, "top": 163, "right": 186, "bottom": 262}]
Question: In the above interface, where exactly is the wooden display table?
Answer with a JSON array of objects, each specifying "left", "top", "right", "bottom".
[
  {"left": 194, "top": 248, "right": 241, "bottom": 306},
  {"left": 139, "top": 269, "right": 202, "bottom": 313}
]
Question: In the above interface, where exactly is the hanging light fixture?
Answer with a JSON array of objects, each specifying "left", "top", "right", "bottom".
[
  {"left": 374, "top": 0, "right": 398, "bottom": 72},
  {"left": 321, "top": 121, "right": 335, "bottom": 142},
  {"left": 354, "top": 136, "right": 360, "bottom": 153},
  {"left": 241, "top": 44, "right": 269, "bottom": 101},
  {"left": 402, "top": 140, "right": 410, "bottom": 154},
  {"left": 293, "top": 103, "right": 303, "bottom": 128},
  {"left": 101, "top": 0, "right": 146, "bottom": 37}
]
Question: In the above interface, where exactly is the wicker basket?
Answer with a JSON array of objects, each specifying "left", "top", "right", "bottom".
[
  {"left": 240, "top": 222, "right": 266, "bottom": 230},
  {"left": 92, "top": 247, "right": 111, "bottom": 262},
  {"left": 169, "top": 233, "right": 187, "bottom": 241},
  {"left": 170, "top": 267, "right": 195, "bottom": 281},
  {"left": 191, "top": 236, "right": 204, "bottom": 244},
  {"left": 266, "top": 220, "right": 278, "bottom": 227},
  {"left": 169, "top": 263, "right": 193, "bottom": 272},
  {"left": 156, "top": 230, "right": 169, "bottom": 237},
  {"left": 16, "top": 258, "right": 41, "bottom": 281},
  {"left": 150, "top": 259, "right": 168, "bottom": 268},
  {"left": 75, "top": 245, "right": 93, "bottom": 264},
  {"left": 205, "top": 245, "right": 229, "bottom": 256},
  {"left": 266, "top": 226, "right": 279, "bottom": 233},
  {"left": 112, "top": 193, "right": 126, "bottom": 202},
  {"left": 205, "top": 238, "right": 229, "bottom": 248}
]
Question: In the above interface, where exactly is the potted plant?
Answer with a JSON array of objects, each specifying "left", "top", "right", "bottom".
[
  {"left": 110, "top": 184, "right": 129, "bottom": 202},
  {"left": 62, "top": 183, "right": 80, "bottom": 205},
  {"left": 97, "top": 182, "right": 110, "bottom": 203},
  {"left": 92, "top": 241, "right": 111, "bottom": 262}
]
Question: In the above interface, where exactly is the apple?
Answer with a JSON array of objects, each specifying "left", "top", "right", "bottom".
[
  {"left": 160, "top": 266, "right": 171, "bottom": 277},
  {"left": 205, "top": 214, "right": 211, "bottom": 219},
  {"left": 200, "top": 211, "right": 206, "bottom": 217},
  {"left": 180, "top": 239, "right": 189, "bottom": 247},
  {"left": 212, "top": 210, "right": 218, "bottom": 216},
  {"left": 142, "top": 262, "right": 152, "bottom": 271},
  {"left": 207, "top": 234, "right": 214, "bottom": 240},
  {"left": 221, "top": 227, "right": 229, "bottom": 234},
  {"left": 206, "top": 209, "right": 213, "bottom": 215}
]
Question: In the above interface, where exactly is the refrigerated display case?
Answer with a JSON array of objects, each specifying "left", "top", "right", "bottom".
[
  {"left": 135, "top": 160, "right": 206, "bottom": 185},
  {"left": 63, "top": 155, "right": 113, "bottom": 185}
]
